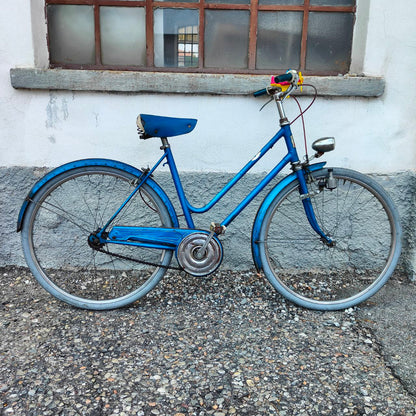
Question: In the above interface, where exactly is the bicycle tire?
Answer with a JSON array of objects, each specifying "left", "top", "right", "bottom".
[
  {"left": 21, "top": 165, "right": 175, "bottom": 310},
  {"left": 258, "top": 167, "right": 402, "bottom": 311}
]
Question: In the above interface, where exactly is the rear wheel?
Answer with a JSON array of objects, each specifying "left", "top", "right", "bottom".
[
  {"left": 21, "top": 166, "right": 175, "bottom": 310},
  {"left": 259, "top": 168, "right": 402, "bottom": 310}
]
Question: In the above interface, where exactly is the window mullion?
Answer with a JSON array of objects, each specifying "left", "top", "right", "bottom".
[
  {"left": 94, "top": 2, "right": 102, "bottom": 65},
  {"left": 299, "top": 0, "right": 310, "bottom": 72},
  {"left": 248, "top": 0, "right": 258, "bottom": 70},
  {"left": 146, "top": 0, "right": 154, "bottom": 67},
  {"left": 199, "top": 0, "right": 205, "bottom": 70}
]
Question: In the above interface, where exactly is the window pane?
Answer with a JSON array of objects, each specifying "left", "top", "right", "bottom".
[
  {"left": 310, "top": 0, "right": 354, "bottom": 5},
  {"left": 47, "top": 5, "right": 95, "bottom": 65},
  {"left": 204, "top": 10, "right": 249, "bottom": 69},
  {"left": 100, "top": 7, "right": 146, "bottom": 66},
  {"left": 306, "top": 12, "right": 354, "bottom": 73},
  {"left": 259, "top": 0, "right": 304, "bottom": 5},
  {"left": 154, "top": 9, "right": 199, "bottom": 68},
  {"left": 256, "top": 12, "right": 302, "bottom": 70}
]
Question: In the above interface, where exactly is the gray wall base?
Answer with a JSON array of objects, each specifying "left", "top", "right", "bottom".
[{"left": 2, "top": 167, "right": 415, "bottom": 280}]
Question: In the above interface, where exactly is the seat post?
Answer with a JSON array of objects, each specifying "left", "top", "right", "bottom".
[{"left": 160, "top": 137, "right": 170, "bottom": 150}]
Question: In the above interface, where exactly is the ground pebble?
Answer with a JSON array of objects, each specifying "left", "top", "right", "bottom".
[{"left": 1, "top": 267, "right": 414, "bottom": 415}]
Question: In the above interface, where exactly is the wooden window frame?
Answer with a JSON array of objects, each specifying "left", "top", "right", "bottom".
[{"left": 46, "top": 0, "right": 356, "bottom": 75}]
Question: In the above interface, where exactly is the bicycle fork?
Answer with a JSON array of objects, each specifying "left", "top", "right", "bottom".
[{"left": 296, "top": 167, "right": 335, "bottom": 247}]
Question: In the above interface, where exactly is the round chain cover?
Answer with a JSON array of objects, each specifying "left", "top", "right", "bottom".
[{"left": 176, "top": 232, "right": 223, "bottom": 277}]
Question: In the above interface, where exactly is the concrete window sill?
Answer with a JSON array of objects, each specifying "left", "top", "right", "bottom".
[{"left": 10, "top": 68, "right": 385, "bottom": 97}]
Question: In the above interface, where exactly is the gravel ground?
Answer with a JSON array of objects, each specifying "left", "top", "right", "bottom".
[{"left": 1, "top": 267, "right": 415, "bottom": 416}]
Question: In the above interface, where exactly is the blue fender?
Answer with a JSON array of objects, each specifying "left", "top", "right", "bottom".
[
  {"left": 251, "top": 163, "right": 326, "bottom": 272},
  {"left": 17, "top": 158, "right": 179, "bottom": 232}
]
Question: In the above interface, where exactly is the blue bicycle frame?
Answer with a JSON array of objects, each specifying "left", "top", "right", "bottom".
[{"left": 99, "top": 122, "right": 333, "bottom": 250}]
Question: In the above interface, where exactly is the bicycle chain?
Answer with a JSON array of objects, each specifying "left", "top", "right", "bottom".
[{"left": 95, "top": 247, "right": 184, "bottom": 271}]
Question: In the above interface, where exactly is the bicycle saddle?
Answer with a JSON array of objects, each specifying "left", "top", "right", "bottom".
[{"left": 137, "top": 114, "right": 197, "bottom": 139}]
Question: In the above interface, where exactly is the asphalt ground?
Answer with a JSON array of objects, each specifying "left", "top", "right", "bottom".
[{"left": 1, "top": 267, "right": 415, "bottom": 416}]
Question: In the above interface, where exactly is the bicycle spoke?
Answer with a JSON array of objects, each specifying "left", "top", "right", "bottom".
[{"left": 32, "top": 198, "right": 92, "bottom": 234}]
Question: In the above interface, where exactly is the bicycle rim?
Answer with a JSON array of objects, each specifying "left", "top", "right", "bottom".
[
  {"left": 22, "top": 166, "right": 174, "bottom": 310},
  {"left": 260, "top": 168, "right": 401, "bottom": 310}
]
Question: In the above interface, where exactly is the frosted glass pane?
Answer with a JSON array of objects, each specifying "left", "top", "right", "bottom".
[
  {"left": 257, "top": 12, "right": 302, "bottom": 69},
  {"left": 154, "top": 9, "right": 199, "bottom": 68},
  {"left": 204, "top": 10, "right": 249, "bottom": 69},
  {"left": 306, "top": 12, "right": 354, "bottom": 73},
  {"left": 47, "top": 5, "right": 95, "bottom": 65},
  {"left": 259, "top": 0, "right": 303, "bottom": 5},
  {"left": 100, "top": 7, "right": 146, "bottom": 66},
  {"left": 311, "top": 0, "right": 354, "bottom": 5}
]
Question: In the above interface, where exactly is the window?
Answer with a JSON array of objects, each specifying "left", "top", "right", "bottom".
[
  {"left": 46, "top": 0, "right": 355, "bottom": 74},
  {"left": 177, "top": 25, "right": 199, "bottom": 67}
]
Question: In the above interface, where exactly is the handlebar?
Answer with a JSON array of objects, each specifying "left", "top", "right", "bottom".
[{"left": 253, "top": 70, "right": 302, "bottom": 97}]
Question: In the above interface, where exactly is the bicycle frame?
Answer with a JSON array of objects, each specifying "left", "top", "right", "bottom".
[
  {"left": 166, "top": 123, "right": 296, "bottom": 229},
  {"left": 101, "top": 122, "right": 333, "bottom": 250}
]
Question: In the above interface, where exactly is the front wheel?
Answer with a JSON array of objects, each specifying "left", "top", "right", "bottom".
[
  {"left": 21, "top": 165, "right": 175, "bottom": 310},
  {"left": 258, "top": 168, "right": 402, "bottom": 311}
]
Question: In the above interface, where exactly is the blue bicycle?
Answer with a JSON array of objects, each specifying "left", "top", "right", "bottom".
[{"left": 17, "top": 70, "right": 402, "bottom": 311}]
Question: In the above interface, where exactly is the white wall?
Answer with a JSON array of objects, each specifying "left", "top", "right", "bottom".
[{"left": 1, "top": 0, "right": 416, "bottom": 174}]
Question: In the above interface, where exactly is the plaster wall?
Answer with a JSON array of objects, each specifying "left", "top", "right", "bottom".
[
  {"left": 0, "top": 0, "right": 415, "bottom": 276},
  {"left": 0, "top": 0, "right": 415, "bottom": 174}
]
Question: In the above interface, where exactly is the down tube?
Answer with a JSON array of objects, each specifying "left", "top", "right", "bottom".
[{"left": 222, "top": 153, "right": 293, "bottom": 227}]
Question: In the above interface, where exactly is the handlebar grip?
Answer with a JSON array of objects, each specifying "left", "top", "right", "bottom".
[
  {"left": 253, "top": 88, "right": 267, "bottom": 97},
  {"left": 271, "top": 73, "right": 293, "bottom": 84}
]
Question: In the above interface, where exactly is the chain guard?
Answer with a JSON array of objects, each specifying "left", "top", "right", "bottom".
[{"left": 176, "top": 232, "right": 223, "bottom": 277}]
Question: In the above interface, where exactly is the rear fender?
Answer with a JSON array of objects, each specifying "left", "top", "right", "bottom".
[
  {"left": 17, "top": 158, "right": 179, "bottom": 232},
  {"left": 251, "top": 163, "right": 326, "bottom": 272}
]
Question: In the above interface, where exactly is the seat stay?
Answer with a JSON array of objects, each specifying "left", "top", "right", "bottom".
[{"left": 99, "top": 152, "right": 168, "bottom": 234}]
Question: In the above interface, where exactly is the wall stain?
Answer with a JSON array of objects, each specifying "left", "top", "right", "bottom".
[
  {"left": 45, "top": 93, "right": 58, "bottom": 128},
  {"left": 93, "top": 112, "right": 99, "bottom": 128},
  {"left": 46, "top": 93, "right": 69, "bottom": 128}
]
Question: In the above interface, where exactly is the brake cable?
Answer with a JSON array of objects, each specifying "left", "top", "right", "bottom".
[
  {"left": 290, "top": 84, "right": 318, "bottom": 163},
  {"left": 259, "top": 97, "right": 274, "bottom": 112}
]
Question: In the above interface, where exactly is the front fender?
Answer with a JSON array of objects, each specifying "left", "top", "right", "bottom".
[
  {"left": 17, "top": 158, "right": 179, "bottom": 232},
  {"left": 251, "top": 163, "right": 326, "bottom": 272}
]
